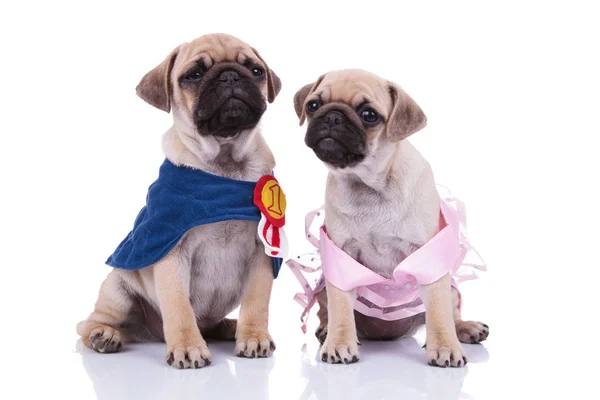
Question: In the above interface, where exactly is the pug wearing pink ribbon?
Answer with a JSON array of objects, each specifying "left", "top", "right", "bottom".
[{"left": 291, "top": 69, "right": 489, "bottom": 367}]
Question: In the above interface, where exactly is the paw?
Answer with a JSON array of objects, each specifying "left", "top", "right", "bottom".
[
  {"left": 88, "top": 325, "right": 123, "bottom": 353},
  {"left": 166, "top": 341, "right": 212, "bottom": 369},
  {"left": 426, "top": 339, "right": 467, "bottom": 368},
  {"left": 235, "top": 330, "right": 275, "bottom": 358},
  {"left": 456, "top": 321, "right": 489, "bottom": 344},
  {"left": 315, "top": 326, "right": 328, "bottom": 344},
  {"left": 320, "top": 336, "right": 360, "bottom": 364}
]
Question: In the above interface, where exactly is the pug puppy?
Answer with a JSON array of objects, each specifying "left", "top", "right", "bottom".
[
  {"left": 77, "top": 33, "right": 282, "bottom": 368},
  {"left": 294, "top": 69, "right": 488, "bottom": 367}
]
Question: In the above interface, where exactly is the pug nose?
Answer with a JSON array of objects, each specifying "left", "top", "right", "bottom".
[
  {"left": 325, "top": 111, "right": 343, "bottom": 126},
  {"left": 219, "top": 70, "right": 240, "bottom": 84}
]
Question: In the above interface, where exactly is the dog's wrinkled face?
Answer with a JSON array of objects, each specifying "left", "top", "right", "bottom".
[
  {"left": 136, "top": 34, "right": 281, "bottom": 138},
  {"left": 294, "top": 70, "right": 426, "bottom": 169}
]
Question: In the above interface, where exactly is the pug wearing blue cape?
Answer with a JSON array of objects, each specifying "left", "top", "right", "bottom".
[{"left": 77, "top": 33, "right": 286, "bottom": 369}]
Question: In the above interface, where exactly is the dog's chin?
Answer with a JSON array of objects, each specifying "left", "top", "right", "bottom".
[
  {"left": 198, "top": 98, "right": 262, "bottom": 138},
  {"left": 311, "top": 137, "right": 366, "bottom": 169}
]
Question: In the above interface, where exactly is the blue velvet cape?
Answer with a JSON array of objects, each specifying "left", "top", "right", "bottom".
[{"left": 106, "top": 159, "right": 282, "bottom": 277}]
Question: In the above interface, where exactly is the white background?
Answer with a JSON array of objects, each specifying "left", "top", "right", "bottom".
[{"left": 1, "top": 1, "right": 599, "bottom": 399}]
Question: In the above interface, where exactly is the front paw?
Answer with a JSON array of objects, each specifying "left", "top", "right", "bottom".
[
  {"left": 320, "top": 336, "right": 360, "bottom": 364},
  {"left": 235, "top": 329, "right": 275, "bottom": 358},
  {"left": 426, "top": 339, "right": 467, "bottom": 368},
  {"left": 166, "top": 341, "right": 212, "bottom": 369}
]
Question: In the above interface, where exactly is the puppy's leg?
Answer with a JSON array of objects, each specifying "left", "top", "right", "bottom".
[
  {"left": 315, "top": 288, "right": 329, "bottom": 344},
  {"left": 154, "top": 250, "right": 211, "bottom": 369},
  {"left": 76, "top": 270, "right": 132, "bottom": 353},
  {"left": 235, "top": 252, "right": 276, "bottom": 358},
  {"left": 320, "top": 281, "right": 360, "bottom": 364},
  {"left": 452, "top": 288, "right": 490, "bottom": 344},
  {"left": 421, "top": 274, "right": 466, "bottom": 367}
]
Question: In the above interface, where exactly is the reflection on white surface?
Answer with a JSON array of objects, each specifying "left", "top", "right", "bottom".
[
  {"left": 79, "top": 340, "right": 274, "bottom": 400},
  {"left": 78, "top": 333, "right": 490, "bottom": 400}
]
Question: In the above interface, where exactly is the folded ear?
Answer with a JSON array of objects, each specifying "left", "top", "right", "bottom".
[
  {"left": 293, "top": 75, "right": 324, "bottom": 126},
  {"left": 252, "top": 47, "right": 282, "bottom": 103},
  {"left": 386, "top": 83, "right": 427, "bottom": 142},
  {"left": 135, "top": 47, "right": 180, "bottom": 112}
]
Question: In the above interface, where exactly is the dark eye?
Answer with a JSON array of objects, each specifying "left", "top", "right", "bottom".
[
  {"left": 182, "top": 67, "right": 203, "bottom": 83},
  {"left": 251, "top": 67, "right": 264, "bottom": 76},
  {"left": 361, "top": 108, "right": 380, "bottom": 124},
  {"left": 306, "top": 100, "right": 320, "bottom": 113}
]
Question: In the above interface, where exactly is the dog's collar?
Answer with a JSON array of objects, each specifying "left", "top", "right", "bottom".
[{"left": 161, "top": 158, "right": 259, "bottom": 185}]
